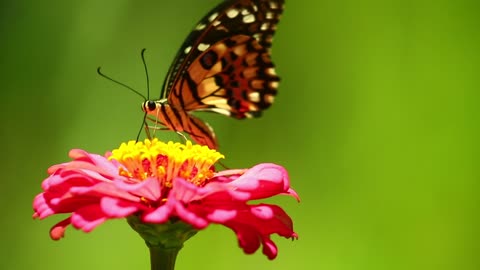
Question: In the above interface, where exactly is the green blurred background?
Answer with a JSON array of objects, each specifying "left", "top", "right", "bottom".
[{"left": 1, "top": 0, "right": 478, "bottom": 269}]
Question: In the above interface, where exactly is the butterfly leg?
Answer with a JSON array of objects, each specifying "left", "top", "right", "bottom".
[
  {"left": 144, "top": 123, "right": 170, "bottom": 139},
  {"left": 217, "top": 160, "right": 230, "bottom": 170},
  {"left": 175, "top": 132, "right": 188, "bottom": 144},
  {"left": 145, "top": 124, "right": 170, "bottom": 131},
  {"left": 152, "top": 106, "right": 164, "bottom": 138},
  {"left": 143, "top": 120, "right": 152, "bottom": 140},
  {"left": 145, "top": 123, "right": 188, "bottom": 145}
]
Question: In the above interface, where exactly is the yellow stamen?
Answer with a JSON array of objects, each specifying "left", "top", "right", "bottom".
[{"left": 109, "top": 139, "right": 224, "bottom": 187}]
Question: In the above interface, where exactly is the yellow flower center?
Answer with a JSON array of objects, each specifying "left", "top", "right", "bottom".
[{"left": 109, "top": 139, "right": 224, "bottom": 187}]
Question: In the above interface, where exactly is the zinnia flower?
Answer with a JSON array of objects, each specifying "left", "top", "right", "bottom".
[{"left": 33, "top": 139, "right": 299, "bottom": 260}]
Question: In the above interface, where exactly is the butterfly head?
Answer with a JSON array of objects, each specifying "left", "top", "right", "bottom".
[
  {"left": 142, "top": 100, "right": 156, "bottom": 113},
  {"left": 142, "top": 99, "right": 168, "bottom": 113}
]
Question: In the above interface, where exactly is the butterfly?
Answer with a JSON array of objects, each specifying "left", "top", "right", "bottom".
[{"left": 142, "top": 0, "right": 285, "bottom": 149}]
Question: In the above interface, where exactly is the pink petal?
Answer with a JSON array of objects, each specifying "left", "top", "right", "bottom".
[
  {"left": 142, "top": 200, "right": 175, "bottom": 223},
  {"left": 229, "top": 163, "right": 297, "bottom": 200},
  {"left": 112, "top": 177, "right": 161, "bottom": 201},
  {"left": 100, "top": 197, "right": 142, "bottom": 217},
  {"left": 187, "top": 202, "right": 296, "bottom": 259},
  {"left": 143, "top": 179, "right": 210, "bottom": 229},
  {"left": 206, "top": 209, "right": 237, "bottom": 223},
  {"left": 174, "top": 201, "right": 209, "bottom": 229},
  {"left": 49, "top": 217, "right": 72, "bottom": 240},
  {"left": 48, "top": 149, "right": 119, "bottom": 177},
  {"left": 71, "top": 204, "right": 108, "bottom": 232},
  {"left": 205, "top": 163, "right": 299, "bottom": 202},
  {"left": 262, "top": 238, "right": 278, "bottom": 260}
]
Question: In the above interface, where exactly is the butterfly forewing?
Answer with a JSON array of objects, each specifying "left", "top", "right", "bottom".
[{"left": 162, "top": 0, "right": 284, "bottom": 99}]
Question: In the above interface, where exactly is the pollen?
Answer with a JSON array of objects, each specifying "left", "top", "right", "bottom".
[{"left": 110, "top": 139, "right": 224, "bottom": 187}]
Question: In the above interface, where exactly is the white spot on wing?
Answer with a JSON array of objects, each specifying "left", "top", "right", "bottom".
[
  {"left": 184, "top": 46, "right": 192, "bottom": 54},
  {"left": 269, "top": 2, "right": 279, "bottom": 9},
  {"left": 265, "top": 94, "right": 275, "bottom": 103},
  {"left": 213, "top": 20, "right": 221, "bottom": 27},
  {"left": 209, "top": 12, "right": 218, "bottom": 22},
  {"left": 243, "top": 14, "right": 255, "bottom": 24},
  {"left": 269, "top": 81, "right": 279, "bottom": 89},
  {"left": 260, "top": 22, "right": 269, "bottom": 31},
  {"left": 226, "top": 8, "right": 239, "bottom": 18},
  {"left": 198, "top": 43, "right": 210, "bottom": 51},
  {"left": 196, "top": 23, "right": 206, "bottom": 30},
  {"left": 241, "top": 9, "right": 250, "bottom": 15},
  {"left": 266, "top": 12, "right": 274, "bottom": 19},
  {"left": 266, "top": 67, "right": 276, "bottom": 75},
  {"left": 208, "top": 108, "right": 231, "bottom": 116},
  {"left": 202, "top": 95, "right": 228, "bottom": 105},
  {"left": 248, "top": 92, "right": 260, "bottom": 102},
  {"left": 252, "top": 4, "right": 258, "bottom": 12},
  {"left": 244, "top": 112, "right": 252, "bottom": 118}
]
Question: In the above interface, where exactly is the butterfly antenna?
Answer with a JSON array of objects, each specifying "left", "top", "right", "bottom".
[
  {"left": 97, "top": 67, "right": 146, "bottom": 100},
  {"left": 139, "top": 48, "right": 157, "bottom": 139},
  {"left": 134, "top": 48, "right": 152, "bottom": 141},
  {"left": 135, "top": 112, "right": 148, "bottom": 142},
  {"left": 141, "top": 48, "right": 150, "bottom": 100}
]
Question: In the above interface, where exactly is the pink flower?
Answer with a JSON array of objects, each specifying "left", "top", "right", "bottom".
[{"left": 33, "top": 139, "right": 299, "bottom": 259}]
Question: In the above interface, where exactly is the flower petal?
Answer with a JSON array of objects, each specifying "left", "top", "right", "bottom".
[
  {"left": 231, "top": 163, "right": 298, "bottom": 200},
  {"left": 100, "top": 197, "right": 142, "bottom": 217},
  {"left": 71, "top": 204, "right": 108, "bottom": 232},
  {"left": 48, "top": 149, "right": 119, "bottom": 178},
  {"left": 49, "top": 217, "right": 72, "bottom": 240},
  {"left": 112, "top": 177, "right": 161, "bottom": 201},
  {"left": 144, "top": 178, "right": 209, "bottom": 229},
  {"left": 142, "top": 205, "right": 172, "bottom": 224},
  {"left": 188, "top": 202, "right": 297, "bottom": 259}
]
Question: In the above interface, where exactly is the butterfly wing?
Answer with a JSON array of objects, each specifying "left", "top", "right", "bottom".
[
  {"left": 179, "top": 35, "right": 278, "bottom": 118},
  {"left": 184, "top": 114, "right": 218, "bottom": 149},
  {"left": 163, "top": 0, "right": 284, "bottom": 118}
]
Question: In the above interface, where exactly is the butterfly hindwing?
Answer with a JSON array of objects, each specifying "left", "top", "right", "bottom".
[{"left": 185, "top": 114, "right": 218, "bottom": 149}]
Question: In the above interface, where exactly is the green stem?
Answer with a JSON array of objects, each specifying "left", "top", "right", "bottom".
[{"left": 149, "top": 245, "right": 180, "bottom": 270}]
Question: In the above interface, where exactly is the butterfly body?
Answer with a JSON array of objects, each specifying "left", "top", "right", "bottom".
[{"left": 143, "top": 0, "right": 284, "bottom": 149}]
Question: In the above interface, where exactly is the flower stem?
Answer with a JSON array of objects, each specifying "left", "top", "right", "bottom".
[
  {"left": 127, "top": 216, "right": 197, "bottom": 270},
  {"left": 149, "top": 245, "right": 180, "bottom": 270}
]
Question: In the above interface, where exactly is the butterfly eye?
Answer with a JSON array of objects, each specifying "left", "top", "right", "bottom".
[
  {"left": 147, "top": 101, "right": 157, "bottom": 111},
  {"left": 142, "top": 101, "right": 157, "bottom": 112}
]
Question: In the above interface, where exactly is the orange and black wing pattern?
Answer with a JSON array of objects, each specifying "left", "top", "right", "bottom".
[
  {"left": 145, "top": 0, "right": 285, "bottom": 149},
  {"left": 163, "top": 0, "right": 284, "bottom": 118}
]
